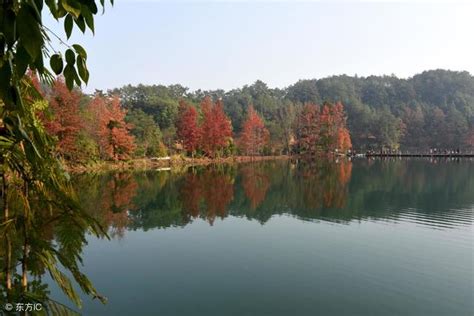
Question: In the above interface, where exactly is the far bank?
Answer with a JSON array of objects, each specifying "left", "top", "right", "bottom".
[{"left": 66, "top": 155, "right": 292, "bottom": 174}]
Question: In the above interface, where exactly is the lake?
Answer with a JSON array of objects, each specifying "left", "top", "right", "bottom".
[{"left": 50, "top": 158, "right": 473, "bottom": 316}]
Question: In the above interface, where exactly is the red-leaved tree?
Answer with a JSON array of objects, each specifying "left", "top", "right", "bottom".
[
  {"left": 88, "top": 95, "right": 135, "bottom": 160},
  {"left": 44, "top": 78, "right": 83, "bottom": 161},
  {"left": 239, "top": 105, "right": 269, "bottom": 156},
  {"left": 337, "top": 128, "right": 352, "bottom": 152},
  {"left": 176, "top": 100, "right": 201, "bottom": 156},
  {"left": 319, "top": 103, "right": 337, "bottom": 151},
  {"left": 200, "top": 97, "right": 232, "bottom": 157},
  {"left": 295, "top": 103, "right": 320, "bottom": 154},
  {"left": 295, "top": 102, "right": 351, "bottom": 154},
  {"left": 333, "top": 102, "right": 352, "bottom": 151}
]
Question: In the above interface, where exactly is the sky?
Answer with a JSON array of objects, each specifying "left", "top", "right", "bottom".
[{"left": 44, "top": 1, "right": 474, "bottom": 93}]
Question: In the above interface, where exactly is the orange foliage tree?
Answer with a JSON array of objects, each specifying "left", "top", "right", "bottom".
[
  {"left": 337, "top": 128, "right": 352, "bottom": 152},
  {"left": 319, "top": 102, "right": 352, "bottom": 152},
  {"left": 295, "top": 103, "right": 320, "bottom": 154},
  {"left": 200, "top": 97, "right": 233, "bottom": 157},
  {"left": 239, "top": 105, "right": 269, "bottom": 156},
  {"left": 176, "top": 100, "right": 201, "bottom": 156},
  {"left": 88, "top": 95, "right": 136, "bottom": 160},
  {"left": 295, "top": 101, "right": 351, "bottom": 154},
  {"left": 337, "top": 102, "right": 352, "bottom": 151},
  {"left": 44, "top": 78, "right": 83, "bottom": 160}
]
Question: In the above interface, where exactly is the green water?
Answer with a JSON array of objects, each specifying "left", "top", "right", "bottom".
[{"left": 52, "top": 158, "right": 473, "bottom": 315}]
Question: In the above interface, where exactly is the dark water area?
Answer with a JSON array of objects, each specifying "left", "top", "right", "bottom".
[{"left": 50, "top": 158, "right": 473, "bottom": 315}]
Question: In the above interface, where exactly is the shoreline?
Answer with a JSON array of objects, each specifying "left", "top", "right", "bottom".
[
  {"left": 66, "top": 155, "right": 291, "bottom": 174},
  {"left": 65, "top": 153, "right": 473, "bottom": 174}
]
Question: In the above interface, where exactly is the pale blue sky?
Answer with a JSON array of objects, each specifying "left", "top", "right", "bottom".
[{"left": 44, "top": 1, "right": 474, "bottom": 92}]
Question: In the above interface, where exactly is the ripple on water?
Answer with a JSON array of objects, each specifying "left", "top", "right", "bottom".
[{"left": 383, "top": 207, "right": 474, "bottom": 230}]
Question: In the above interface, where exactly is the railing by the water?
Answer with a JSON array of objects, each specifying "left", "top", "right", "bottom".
[{"left": 363, "top": 150, "right": 474, "bottom": 158}]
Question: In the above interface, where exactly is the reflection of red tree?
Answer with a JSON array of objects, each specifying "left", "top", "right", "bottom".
[
  {"left": 181, "top": 173, "right": 202, "bottom": 218},
  {"left": 201, "top": 171, "right": 234, "bottom": 224},
  {"left": 103, "top": 210, "right": 130, "bottom": 239},
  {"left": 241, "top": 166, "right": 270, "bottom": 210},
  {"left": 302, "top": 177, "right": 321, "bottom": 209},
  {"left": 338, "top": 161, "right": 353, "bottom": 185},
  {"left": 326, "top": 160, "right": 352, "bottom": 208},
  {"left": 180, "top": 169, "right": 234, "bottom": 225},
  {"left": 299, "top": 160, "right": 352, "bottom": 210},
  {"left": 100, "top": 173, "right": 138, "bottom": 237}
]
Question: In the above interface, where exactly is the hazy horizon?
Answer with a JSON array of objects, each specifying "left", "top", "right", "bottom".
[{"left": 44, "top": 1, "right": 474, "bottom": 92}]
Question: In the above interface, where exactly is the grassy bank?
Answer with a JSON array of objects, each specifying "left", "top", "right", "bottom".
[{"left": 66, "top": 155, "right": 291, "bottom": 174}]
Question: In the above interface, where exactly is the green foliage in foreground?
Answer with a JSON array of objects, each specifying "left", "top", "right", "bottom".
[{"left": 1, "top": 0, "right": 113, "bottom": 310}]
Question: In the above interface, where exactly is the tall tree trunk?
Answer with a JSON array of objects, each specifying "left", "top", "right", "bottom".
[
  {"left": 2, "top": 175, "right": 12, "bottom": 293},
  {"left": 22, "top": 236, "right": 28, "bottom": 292},
  {"left": 22, "top": 181, "right": 29, "bottom": 293}
]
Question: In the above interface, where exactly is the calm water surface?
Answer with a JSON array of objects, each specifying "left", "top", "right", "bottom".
[{"left": 51, "top": 159, "right": 473, "bottom": 315}]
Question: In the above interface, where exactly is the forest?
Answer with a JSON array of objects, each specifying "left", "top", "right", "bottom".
[{"left": 41, "top": 69, "right": 474, "bottom": 162}]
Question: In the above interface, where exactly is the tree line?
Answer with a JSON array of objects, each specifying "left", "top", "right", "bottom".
[
  {"left": 42, "top": 77, "right": 353, "bottom": 162},
  {"left": 39, "top": 69, "right": 474, "bottom": 163},
  {"left": 108, "top": 69, "right": 473, "bottom": 155}
]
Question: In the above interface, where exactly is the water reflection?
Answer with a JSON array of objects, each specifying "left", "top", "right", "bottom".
[
  {"left": 241, "top": 164, "right": 270, "bottom": 210},
  {"left": 5, "top": 158, "right": 471, "bottom": 314},
  {"left": 180, "top": 168, "right": 235, "bottom": 224},
  {"left": 53, "top": 158, "right": 474, "bottom": 315},
  {"left": 73, "top": 158, "right": 473, "bottom": 234},
  {"left": 76, "top": 173, "right": 138, "bottom": 238}
]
